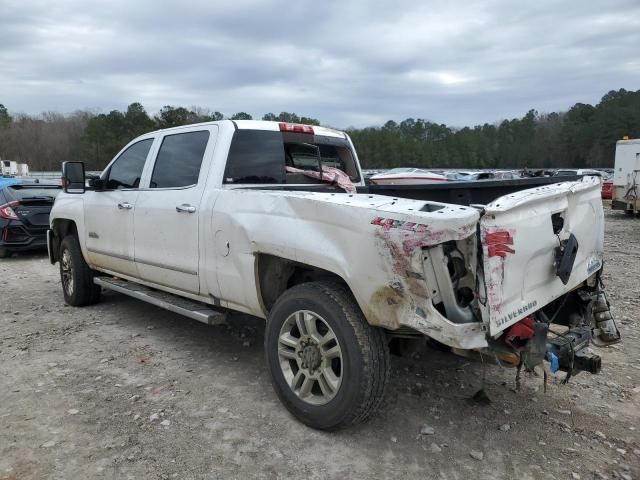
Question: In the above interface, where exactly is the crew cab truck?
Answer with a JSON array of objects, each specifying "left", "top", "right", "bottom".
[
  {"left": 49, "top": 120, "right": 620, "bottom": 430},
  {"left": 611, "top": 137, "right": 640, "bottom": 214}
]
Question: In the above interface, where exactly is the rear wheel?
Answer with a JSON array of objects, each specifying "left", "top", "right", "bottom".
[
  {"left": 0, "top": 248, "right": 9, "bottom": 259},
  {"left": 265, "top": 281, "right": 389, "bottom": 430},
  {"left": 59, "top": 234, "right": 101, "bottom": 306}
]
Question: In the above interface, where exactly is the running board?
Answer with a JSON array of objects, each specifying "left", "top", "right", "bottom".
[{"left": 94, "top": 277, "right": 227, "bottom": 326}]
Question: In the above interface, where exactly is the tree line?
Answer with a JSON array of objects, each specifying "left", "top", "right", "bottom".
[{"left": 0, "top": 88, "right": 638, "bottom": 172}]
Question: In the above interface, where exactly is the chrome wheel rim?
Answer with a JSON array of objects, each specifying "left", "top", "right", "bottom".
[
  {"left": 277, "top": 310, "right": 343, "bottom": 405},
  {"left": 61, "top": 248, "right": 73, "bottom": 296}
]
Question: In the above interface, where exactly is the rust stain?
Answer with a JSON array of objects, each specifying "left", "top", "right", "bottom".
[{"left": 365, "top": 284, "right": 406, "bottom": 329}]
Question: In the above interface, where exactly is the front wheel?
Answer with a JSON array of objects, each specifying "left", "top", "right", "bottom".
[
  {"left": 59, "top": 234, "right": 101, "bottom": 306},
  {"left": 265, "top": 281, "right": 389, "bottom": 430}
]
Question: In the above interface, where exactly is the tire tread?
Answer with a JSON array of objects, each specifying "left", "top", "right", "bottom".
[{"left": 60, "top": 234, "right": 101, "bottom": 306}]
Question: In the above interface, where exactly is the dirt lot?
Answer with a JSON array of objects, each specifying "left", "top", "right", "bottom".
[{"left": 1, "top": 210, "right": 639, "bottom": 480}]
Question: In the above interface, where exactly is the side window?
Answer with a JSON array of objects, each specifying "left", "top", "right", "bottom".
[
  {"left": 106, "top": 139, "right": 153, "bottom": 189},
  {"left": 224, "top": 130, "right": 285, "bottom": 184},
  {"left": 150, "top": 131, "right": 210, "bottom": 189}
]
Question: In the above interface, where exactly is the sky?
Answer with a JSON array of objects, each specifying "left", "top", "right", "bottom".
[{"left": 1, "top": 0, "right": 639, "bottom": 128}]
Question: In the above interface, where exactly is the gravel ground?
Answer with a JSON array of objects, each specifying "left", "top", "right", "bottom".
[{"left": 1, "top": 209, "right": 639, "bottom": 480}]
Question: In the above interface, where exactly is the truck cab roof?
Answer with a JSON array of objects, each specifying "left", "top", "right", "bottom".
[{"left": 153, "top": 119, "right": 347, "bottom": 140}]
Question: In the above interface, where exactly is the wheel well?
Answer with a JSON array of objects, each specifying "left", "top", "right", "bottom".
[
  {"left": 256, "top": 254, "right": 349, "bottom": 313},
  {"left": 50, "top": 219, "right": 77, "bottom": 262}
]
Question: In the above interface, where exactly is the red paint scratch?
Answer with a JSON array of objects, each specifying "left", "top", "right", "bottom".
[{"left": 484, "top": 230, "right": 515, "bottom": 258}]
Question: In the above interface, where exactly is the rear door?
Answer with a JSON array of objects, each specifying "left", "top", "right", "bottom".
[
  {"left": 133, "top": 127, "right": 217, "bottom": 294},
  {"left": 84, "top": 138, "right": 155, "bottom": 277},
  {"left": 479, "top": 176, "right": 604, "bottom": 335}
]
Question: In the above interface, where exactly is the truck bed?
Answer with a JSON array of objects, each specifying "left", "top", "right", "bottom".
[{"left": 360, "top": 175, "right": 580, "bottom": 205}]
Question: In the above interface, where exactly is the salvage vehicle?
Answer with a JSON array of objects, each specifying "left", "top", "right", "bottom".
[
  {"left": 48, "top": 120, "right": 621, "bottom": 430},
  {"left": 369, "top": 167, "right": 448, "bottom": 185},
  {"left": 0, "top": 178, "right": 60, "bottom": 258},
  {"left": 611, "top": 137, "right": 640, "bottom": 214}
]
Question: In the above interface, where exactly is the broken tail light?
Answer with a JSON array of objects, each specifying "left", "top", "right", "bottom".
[
  {"left": 0, "top": 201, "right": 19, "bottom": 220},
  {"left": 279, "top": 122, "right": 314, "bottom": 134}
]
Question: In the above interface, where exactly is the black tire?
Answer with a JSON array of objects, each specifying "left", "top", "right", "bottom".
[
  {"left": 265, "top": 281, "right": 389, "bottom": 430},
  {"left": 0, "top": 248, "right": 9, "bottom": 259},
  {"left": 59, "top": 234, "right": 101, "bottom": 306}
]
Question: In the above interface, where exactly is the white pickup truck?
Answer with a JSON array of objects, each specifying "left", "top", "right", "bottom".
[{"left": 48, "top": 120, "right": 620, "bottom": 430}]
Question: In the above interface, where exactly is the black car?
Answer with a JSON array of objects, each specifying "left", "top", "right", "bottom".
[{"left": 0, "top": 179, "right": 60, "bottom": 258}]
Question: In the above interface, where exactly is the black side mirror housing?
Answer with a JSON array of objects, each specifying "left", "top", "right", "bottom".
[
  {"left": 61, "top": 161, "right": 86, "bottom": 194},
  {"left": 88, "top": 177, "right": 105, "bottom": 190}
]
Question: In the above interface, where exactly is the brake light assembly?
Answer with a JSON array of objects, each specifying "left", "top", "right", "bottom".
[
  {"left": 279, "top": 122, "right": 314, "bottom": 134},
  {"left": 0, "top": 201, "right": 19, "bottom": 220}
]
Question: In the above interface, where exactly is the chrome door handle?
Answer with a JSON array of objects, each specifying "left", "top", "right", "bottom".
[
  {"left": 117, "top": 202, "right": 133, "bottom": 210},
  {"left": 176, "top": 204, "right": 196, "bottom": 213}
]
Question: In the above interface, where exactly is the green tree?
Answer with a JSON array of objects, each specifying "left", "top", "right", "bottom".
[
  {"left": 125, "top": 102, "right": 154, "bottom": 137},
  {"left": 261, "top": 112, "right": 320, "bottom": 125},
  {"left": 0, "top": 104, "right": 11, "bottom": 128},
  {"left": 230, "top": 112, "right": 253, "bottom": 120},
  {"left": 155, "top": 106, "right": 199, "bottom": 128}
]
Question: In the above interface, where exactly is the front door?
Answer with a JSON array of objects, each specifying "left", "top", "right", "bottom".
[
  {"left": 133, "top": 128, "right": 215, "bottom": 294},
  {"left": 84, "top": 138, "right": 155, "bottom": 277}
]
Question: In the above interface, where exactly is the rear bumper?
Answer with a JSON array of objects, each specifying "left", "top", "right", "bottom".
[
  {"left": 0, "top": 223, "right": 48, "bottom": 252},
  {"left": 0, "top": 237, "right": 47, "bottom": 252}
]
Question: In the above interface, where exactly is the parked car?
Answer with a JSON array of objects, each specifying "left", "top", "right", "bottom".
[
  {"left": 552, "top": 168, "right": 603, "bottom": 177},
  {"left": 492, "top": 170, "right": 522, "bottom": 180},
  {"left": 601, "top": 179, "right": 613, "bottom": 200},
  {"left": 369, "top": 167, "right": 448, "bottom": 184},
  {"left": 551, "top": 169, "right": 612, "bottom": 199},
  {"left": 445, "top": 170, "right": 495, "bottom": 181},
  {"left": 49, "top": 120, "right": 619, "bottom": 430},
  {"left": 0, "top": 178, "right": 60, "bottom": 258}
]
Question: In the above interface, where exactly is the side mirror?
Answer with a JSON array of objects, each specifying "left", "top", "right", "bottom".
[{"left": 62, "top": 161, "right": 86, "bottom": 194}]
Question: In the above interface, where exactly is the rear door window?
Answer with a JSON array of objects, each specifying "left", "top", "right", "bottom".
[
  {"left": 150, "top": 131, "right": 210, "bottom": 188},
  {"left": 106, "top": 139, "right": 154, "bottom": 189},
  {"left": 224, "top": 130, "right": 286, "bottom": 184}
]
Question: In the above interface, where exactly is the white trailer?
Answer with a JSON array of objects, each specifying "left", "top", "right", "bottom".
[
  {"left": 611, "top": 138, "right": 640, "bottom": 214},
  {"left": 0, "top": 159, "right": 30, "bottom": 177}
]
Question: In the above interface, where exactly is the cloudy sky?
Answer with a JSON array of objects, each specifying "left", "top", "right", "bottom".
[{"left": 1, "top": 0, "right": 639, "bottom": 128}]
